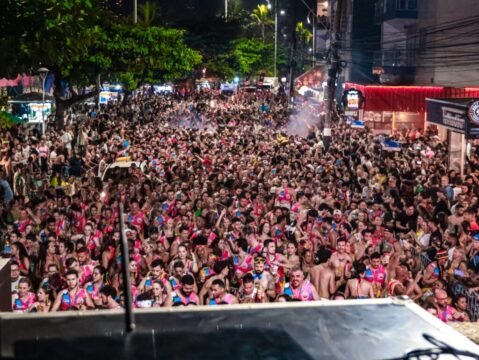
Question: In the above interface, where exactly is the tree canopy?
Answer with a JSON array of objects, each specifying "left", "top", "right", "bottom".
[{"left": 0, "top": 0, "right": 202, "bottom": 126}]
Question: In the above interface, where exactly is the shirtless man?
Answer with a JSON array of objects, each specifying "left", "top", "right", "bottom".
[
  {"left": 344, "top": 263, "right": 374, "bottom": 299},
  {"left": 310, "top": 248, "right": 336, "bottom": 299},
  {"left": 448, "top": 205, "right": 464, "bottom": 227},
  {"left": 329, "top": 238, "right": 353, "bottom": 286},
  {"left": 388, "top": 265, "right": 422, "bottom": 297}
]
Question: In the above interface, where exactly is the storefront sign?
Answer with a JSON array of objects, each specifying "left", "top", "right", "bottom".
[
  {"left": 344, "top": 110, "right": 358, "bottom": 117},
  {"left": 442, "top": 106, "right": 466, "bottom": 132},
  {"left": 99, "top": 91, "right": 119, "bottom": 104},
  {"left": 342, "top": 88, "right": 364, "bottom": 111},
  {"left": 427, "top": 98, "right": 479, "bottom": 139},
  {"left": 467, "top": 100, "right": 479, "bottom": 125}
]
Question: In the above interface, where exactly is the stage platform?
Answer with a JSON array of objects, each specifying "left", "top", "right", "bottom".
[{"left": 1, "top": 298, "right": 478, "bottom": 359}]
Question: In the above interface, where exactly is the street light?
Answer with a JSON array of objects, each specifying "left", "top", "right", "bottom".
[
  {"left": 266, "top": 0, "right": 285, "bottom": 78},
  {"left": 37, "top": 67, "right": 49, "bottom": 135},
  {"left": 306, "top": 12, "right": 317, "bottom": 66}
]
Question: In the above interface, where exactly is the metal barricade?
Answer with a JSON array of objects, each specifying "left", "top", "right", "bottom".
[
  {"left": 420, "top": 252, "right": 479, "bottom": 321},
  {"left": 449, "top": 281, "right": 479, "bottom": 322}
]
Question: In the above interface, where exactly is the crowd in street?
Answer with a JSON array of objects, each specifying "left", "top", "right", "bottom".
[{"left": 2, "top": 87, "right": 479, "bottom": 323}]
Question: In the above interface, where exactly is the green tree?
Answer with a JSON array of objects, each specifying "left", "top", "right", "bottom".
[
  {"left": 103, "top": 24, "right": 202, "bottom": 86},
  {"left": 233, "top": 38, "right": 274, "bottom": 75},
  {"left": 249, "top": 4, "right": 274, "bottom": 42},
  {"left": 138, "top": 1, "right": 158, "bottom": 27},
  {"left": 296, "top": 22, "right": 312, "bottom": 45},
  {"left": 226, "top": 0, "right": 249, "bottom": 22},
  {"left": 295, "top": 21, "right": 313, "bottom": 73},
  {"left": 0, "top": 0, "right": 201, "bottom": 129}
]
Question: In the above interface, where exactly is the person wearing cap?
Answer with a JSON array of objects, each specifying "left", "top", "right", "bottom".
[
  {"left": 329, "top": 238, "right": 352, "bottom": 285},
  {"left": 332, "top": 209, "right": 344, "bottom": 228}
]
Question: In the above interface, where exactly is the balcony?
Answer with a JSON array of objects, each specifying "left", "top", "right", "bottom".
[
  {"left": 373, "top": 49, "right": 416, "bottom": 84},
  {"left": 375, "top": 0, "right": 418, "bottom": 23}
]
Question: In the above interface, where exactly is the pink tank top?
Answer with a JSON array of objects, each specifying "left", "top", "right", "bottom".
[
  {"left": 292, "top": 281, "right": 315, "bottom": 301},
  {"left": 13, "top": 292, "right": 36, "bottom": 312},
  {"left": 438, "top": 305, "right": 454, "bottom": 323},
  {"left": 59, "top": 288, "right": 88, "bottom": 311}
]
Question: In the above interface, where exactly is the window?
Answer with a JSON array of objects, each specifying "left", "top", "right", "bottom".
[
  {"left": 396, "top": 0, "right": 417, "bottom": 10},
  {"left": 375, "top": 0, "right": 385, "bottom": 16}
]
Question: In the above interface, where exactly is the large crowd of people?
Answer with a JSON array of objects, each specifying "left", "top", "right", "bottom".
[{"left": 2, "top": 87, "right": 479, "bottom": 324}]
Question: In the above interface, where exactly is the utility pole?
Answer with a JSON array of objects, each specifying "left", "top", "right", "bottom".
[
  {"left": 324, "top": 0, "right": 343, "bottom": 151},
  {"left": 274, "top": 0, "right": 278, "bottom": 78},
  {"left": 312, "top": 12, "right": 317, "bottom": 66},
  {"left": 133, "top": 0, "right": 138, "bottom": 24},
  {"left": 225, "top": 0, "right": 228, "bottom": 19},
  {"left": 288, "top": 14, "right": 298, "bottom": 105}
]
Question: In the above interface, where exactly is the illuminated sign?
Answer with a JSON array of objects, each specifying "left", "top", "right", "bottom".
[
  {"left": 342, "top": 88, "right": 364, "bottom": 111},
  {"left": 442, "top": 106, "right": 466, "bottom": 131},
  {"left": 467, "top": 100, "right": 479, "bottom": 125}
]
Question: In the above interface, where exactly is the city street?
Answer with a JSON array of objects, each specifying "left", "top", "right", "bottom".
[{"left": 1, "top": 0, "right": 479, "bottom": 358}]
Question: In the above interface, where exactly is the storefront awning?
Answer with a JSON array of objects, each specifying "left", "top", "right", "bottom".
[
  {"left": 426, "top": 98, "right": 479, "bottom": 139},
  {"left": 345, "top": 83, "right": 479, "bottom": 112}
]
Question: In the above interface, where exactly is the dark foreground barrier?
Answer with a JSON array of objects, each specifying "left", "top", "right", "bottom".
[
  {"left": 0, "top": 259, "right": 10, "bottom": 312},
  {"left": 1, "top": 299, "right": 478, "bottom": 360}
]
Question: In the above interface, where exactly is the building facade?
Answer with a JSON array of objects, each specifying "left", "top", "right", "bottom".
[
  {"left": 340, "top": 0, "right": 479, "bottom": 133},
  {"left": 414, "top": 0, "right": 479, "bottom": 87}
]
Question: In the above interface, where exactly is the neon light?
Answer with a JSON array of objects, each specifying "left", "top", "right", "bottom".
[{"left": 345, "top": 83, "right": 444, "bottom": 90}]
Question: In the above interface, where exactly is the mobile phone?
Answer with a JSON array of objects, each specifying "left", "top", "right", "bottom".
[{"left": 454, "top": 269, "right": 465, "bottom": 277}]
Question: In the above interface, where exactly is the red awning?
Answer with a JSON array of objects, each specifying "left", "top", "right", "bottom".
[{"left": 345, "top": 83, "right": 479, "bottom": 112}]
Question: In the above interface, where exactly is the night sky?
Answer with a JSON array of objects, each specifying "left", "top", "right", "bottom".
[{"left": 148, "top": 0, "right": 314, "bottom": 24}]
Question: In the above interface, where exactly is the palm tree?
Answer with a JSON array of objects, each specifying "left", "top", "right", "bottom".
[
  {"left": 296, "top": 22, "right": 312, "bottom": 44},
  {"left": 227, "top": 0, "right": 247, "bottom": 21},
  {"left": 138, "top": 1, "right": 157, "bottom": 27},
  {"left": 250, "top": 4, "right": 273, "bottom": 42},
  {"left": 295, "top": 22, "right": 313, "bottom": 72}
]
